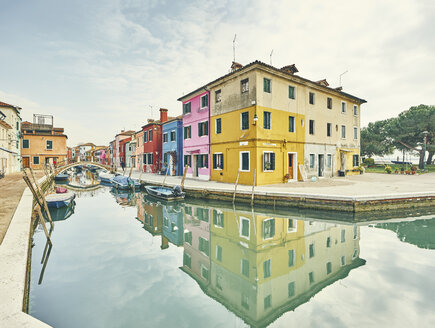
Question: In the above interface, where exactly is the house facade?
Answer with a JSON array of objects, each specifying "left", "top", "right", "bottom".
[
  {"left": 205, "top": 61, "right": 365, "bottom": 185},
  {"left": 114, "top": 130, "right": 135, "bottom": 168},
  {"left": 162, "top": 116, "right": 183, "bottom": 176},
  {"left": 179, "top": 90, "right": 210, "bottom": 180},
  {"left": 134, "top": 130, "right": 144, "bottom": 171},
  {"left": 21, "top": 115, "right": 67, "bottom": 169},
  {"left": 119, "top": 137, "right": 131, "bottom": 168},
  {"left": 142, "top": 108, "right": 168, "bottom": 173},
  {"left": 0, "top": 101, "right": 22, "bottom": 174}
]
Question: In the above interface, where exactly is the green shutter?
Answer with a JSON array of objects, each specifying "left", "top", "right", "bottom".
[
  {"left": 205, "top": 121, "right": 208, "bottom": 136},
  {"left": 271, "top": 153, "right": 275, "bottom": 170},
  {"left": 213, "top": 154, "right": 217, "bottom": 169},
  {"left": 205, "top": 155, "right": 208, "bottom": 168},
  {"left": 198, "top": 123, "right": 202, "bottom": 137},
  {"left": 221, "top": 154, "right": 223, "bottom": 169}
]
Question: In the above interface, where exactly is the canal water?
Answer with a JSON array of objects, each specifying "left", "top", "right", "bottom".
[{"left": 28, "top": 174, "right": 435, "bottom": 327}]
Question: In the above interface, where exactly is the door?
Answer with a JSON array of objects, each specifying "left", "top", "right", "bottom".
[
  {"left": 170, "top": 154, "right": 175, "bottom": 176},
  {"left": 318, "top": 154, "right": 324, "bottom": 177},
  {"left": 193, "top": 155, "right": 198, "bottom": 177},
  {"left": 23, "top": 157, "right": 30, "bottom": 168},
  {"left": 288, "top": 154, "right": 294, "bottom": 179},
  {"left": 340, "top": 152, "right": 346, "bottom": 171}
]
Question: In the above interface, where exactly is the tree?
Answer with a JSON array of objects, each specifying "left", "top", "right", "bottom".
[{"left": 360, "top": 120, "right": 394, "bottom": 158}]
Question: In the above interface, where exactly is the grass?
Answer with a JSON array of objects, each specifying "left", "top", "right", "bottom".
[{"left": 364, "top": 164, "right": 435, "bottom": 174}]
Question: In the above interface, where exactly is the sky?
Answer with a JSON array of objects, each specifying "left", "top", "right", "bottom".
[{"left": 0, "top": 0, "right": 434, "bottom": 147}]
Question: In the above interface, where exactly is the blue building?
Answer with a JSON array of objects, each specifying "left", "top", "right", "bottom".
[
  {"left": 162, "top": 117, "right": 183, "bottom": 176},
  {"left": 162, "top": 203, "right": 184, "bottom": 247}
]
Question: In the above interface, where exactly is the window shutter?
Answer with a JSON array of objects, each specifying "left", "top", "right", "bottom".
[
  {"left": 221, "top": 154, "right": 224, "bottom": 169},
  {"left": 205, "top": 121, "right": 208, "bottom": 135},
  {"left": 213, "top": 154, "right": 217, "bottom": 169},
  {"left": 271, "top": 219, "right": 275, "bottom": 237},
  {"left": 198, "top": 123, "right": 202, "bottom": 137},
  {"left": 271, "top": 153, "right": 275, "bottom": 170},
  {"left": 205, "top": 155, "right": 208, "bottom": 168},
  {"left": 263, "top": 153, "right": 266, "bottom": 171}
]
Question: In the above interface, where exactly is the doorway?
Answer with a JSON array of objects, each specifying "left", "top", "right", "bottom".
[
  {"left": 340, "top": 152, "right": 346, "bottom": 171},
  {"left": 318, "top": 154, "right": 324, "bottom": 177},
  {"left": 193, "top": 155, "right": 199, "bottom": 177},
  {"left": 287, "top": 152, "right": 297, "bottom": 181},
  {"left": 22, "top": 156, "right": 30, "bottom": 168}
]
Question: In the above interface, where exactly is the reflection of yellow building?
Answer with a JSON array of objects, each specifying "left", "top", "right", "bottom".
[{"left": 181, "top": 205, "right": 365, "bottom": 327}]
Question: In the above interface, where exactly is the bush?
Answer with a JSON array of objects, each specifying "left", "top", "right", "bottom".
[
  {"left": 385, "top": 165, "right": 392, "bottom": 174},
  {"left": 363, "top": 157, "right": 375, "bottom": 166}
]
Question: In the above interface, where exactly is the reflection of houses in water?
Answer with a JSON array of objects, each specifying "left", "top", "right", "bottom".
[
  {"left": 110, "top": 189, "right": 139, "bottom": 206},
  {"left": 180, "top": 207, "right": 365, "bottom": 327},
  {"left": 162, "top": 203, "right": 184, "bottom": 246}
]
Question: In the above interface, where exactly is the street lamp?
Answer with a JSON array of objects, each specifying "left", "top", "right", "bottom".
[{"left": 423, "top": 130, "right": 429, "bottom": 171}]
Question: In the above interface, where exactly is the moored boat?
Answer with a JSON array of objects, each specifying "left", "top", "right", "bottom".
[
  {"left": 99, "top": 171, "right": 117, "bottom": 183},
  {"left": 54, "top": 173, "right": 69, "bottom": 182},
  {"left": 110, "top": 175, "right": 141, "bottom": 190},
  {"left": 45, "top": 191, "right": 76, "bottom": 208},
  {"left": 144, "top": 185, "right": 185, "bottom": 201}
]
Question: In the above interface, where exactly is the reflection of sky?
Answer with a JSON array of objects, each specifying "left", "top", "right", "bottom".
[{"left": 29, "top": 189, "right": 435, "bottom": 327}]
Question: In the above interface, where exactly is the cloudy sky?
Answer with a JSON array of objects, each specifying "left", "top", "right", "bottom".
[{"left": 0, "top": 0, "right": 434, "bottom": 146}]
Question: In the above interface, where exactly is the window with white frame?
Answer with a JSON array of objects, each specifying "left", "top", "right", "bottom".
[
  {"left": 163, "top": 133, "right": 168, "bottom": 143},
  {"left": 33, "top": 156, "right": 39, "bottom": 165},
  {"left": 263, "top": 152, "right": 275, "bottom": 171},
  {"left": 263, "top": 259, "right": 272, "bottom": 278},
  {"left": 240, "top": 151, "right": 250, "bottom": 171},
  {"left": 289, "top": 85, "right": 295, "bottom": 99},
  {"left": 213, "top": 209, "right": 224, "bottom": 227},
  {"left": 215, "top": 90, "right": 221, "bottom": 103},
  {"left": 241, "top": 78, "right": 249, "bottom": 93},
  {"left": 263, "top": 111, "right": 271, "bottom": 129},
  {"left": 213, "top": 153, "right": 223, "bottom": 170},
  {"left": 240, "top": 216, "right": 250, "bottom": 239},
  {"left": 198, "top": 237, "right": 209, "bottom": 256},
  {"left": 198, "top": 121, "right": 208, "bottom": 137},
  {"left": 200, "top": 94, "right": 208, "bottom": 109},
  {"left": 184, "top": 126, "right": 191, "bottom": 139},
  {"left": 170, "top": 130, "right": 176, "bottom": 141},
  {"left": 263, "top": 219, "right": 275, "bottom": 239},
  {"left": 289, "top": 116, "right": 295, "bottom": 132},
  {"left": 148, "top": 130, "right": 153, "bottom": 141},
  {"left": 288, "top": 219, "right": 297, "bottom": 232},
  {"left": 288, "top": 249, "right": 295, "bottom": 267},
  {"left": 23, "top": 139, "right": 29, "bottom": 149},
  {"left": 309, "top": 154, "right": 315, "bottom": 169},
  {"left": 354, "top": 127, "right": 358, "bottom": 140},
  {"left": 353, "top": 105, "right": 358, "bottom": 116},
  {"left": 341, "top": 125, "right": 346, "bottom": 139},
  {"left": 263, "top": 78, "right": 271, "bottom": 93},
  {"left": 309, "top": 92, "right": 315, "bottom": 105},
  {"left": 309, "top": 120, "right": 315, "bottom": 135},
  {"left": 46, "top": 140, "right": 53, "bottom": 150},
  {"left": 215, "top": 118, "right": 222, "bottom": 134},
  {"left": 327, "top": 154, "right": 332, "bottom": 168},
  {"left": 341, "top": 101, "right": 346, "bottom": 113},
  {"left": 241, "top": 259, "right": 249, "bottom": 277},
  {"left": 241, "top": 111, "right": 249, "bottom": 130},
  {"left": 183, "top": 102, "right": 191, "bottom": 114}
]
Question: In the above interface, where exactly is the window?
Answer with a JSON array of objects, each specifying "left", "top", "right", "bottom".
[
  {"left": 213, "top": 209, "right": 224, "bottom": 227},
  {"left": 263, "top": 78, "right": 271, "bottom": 93},
  {"left": 184, "top": 155, "right": 191, "bottom": 167},
  {"left": 341, "top": 125, "right": 346, "bottom": 139},
  {"left": 288, "top": 249, "right": 295, "bottom": 267},
  {"left": 200, "top": 94, "right": 208, "bottom": 109},
  {"left": 353, "top": 248, "right": 358, "bottom": 259},
  {"left": 183, "top": 252, "right": 191, "bottom": 268},
  {"left": 184, "top": 126, "right": 191, "bottom": 139},
  {"left": 341, "top": 101, "right": 346, "bottom": 113},
  {"left": 213, "top": 153, "right": 223, "bottom": 170},
  {"left": 326, "top": 262, "right": 332, "bottom": 274},
  {"left": 163, "top": 153, "right": 168, "bottom": 163},
  {"left": 147, "top": 153, "right": 153, "bottom": 164},
  {"left": 327, "top": 154, "right": 332, "bottom": 168},
  {"left": 263, "top": 259, "right": 271, "bottom": 278},
  {"left": 354, "top": 105, "right": 358, "bottom": 116},
  {"left": 33, "top": 156, "right": 39, "bottom": 165},
  {"left": 197, "top": 154, "right": 208, "bottom": 168},
  {"left": 353, "top": 154, "right": 359, "bottom": 167},
  {"left": 289, "top": 86, "right": 295, "bottom": 99},
  {"left": 309, "top": 243, "right": 315, "bottom": 258},
  {"left": 143, "top": 154, "right": 147, "bottom": 164},
  {"left": 201, "top": 265, "right": 209, "bottom": 280},
  {"left": 215, "top": 118, "right": 222, "bottom": 134},
  {"left": 148, "top": 130, "right": 153, "bottom": 141},
  {"left": 241, "top": 259, "right": 250, "bottom": 277},
  {"left": 309, "top": 271, "right": 315, "bottom": 284},
  {"left": 309, "top": 120, "right": 315, "bottom": 135},
  {"left": 263, "top": 219, "right": 275, "bottom": 239},
  {"left": 144, "top": 132, "right": 147, "bottom": 143},
  {"left": 288, "top": 282, "right": 295, "bottom": 297},
  {"left": 183, "top": 102, "right": 191, "bottom": 114},
  {"left": 240, "top": 217, "right": 250, "bottom": 239},
  {"left": 46, "top": 140, "right": 53, "bottom": 150},
  {"left": 309, "top": 92, "right": 315, "bottom": 105},
  {"left": 215, "top": 90, "right": 221, "bottom": 103},
  {"left": 309, "top": 154, "right": 315, "bottom": 169},
  {"left": 198, "top": 237, "right": 209, "bottom": 256},
  {"left": 163, "top": 133, "right": 168, "bottom": 143},
  {"left": 16, "top": 121, "right": 19, "bottom": 130},
  {"left": 327, "top": 123, "right": 332, "bottom": 137},
  {"left": 240, "top": 152, "right": 250, "bottom": 172},
  {"left": 264, "top": 295, "right": 272, "bottom": 310},
  {"left": 327, "top": 97, "right": 332, "bottom": 109},
  {"left": 289, "top": 116, "right": 295, "bottom": 132},
  {"left": 326, "top": 236, "right": 331, "bottom": 248},
  {"left": 241, "top": 111, "right": 249, "bottom": 130},
  {"left": 341, "top": 229, "right": 346, "bottom": 243},
  {"left": 341, "top": 256, "right": 346, "bottom": 266},
  {"left": 195, "top": 207, "right": 209, "bottom": 222},
  {"left": 216, "top": 245, "right": 222, "bottom": 262},
  {"left": 263, "top": 111, "right": 271, "bottom": 129},
  {"left": 241, "top": 78, "right": 249, "bottom": 93},
  {"left": 198, "top": 121, "right": 208, "bottom": 137},
  {"left": 263, "top": 152, "right": 275, "bottom": 171},
  {"left": 23, "top": 139, "right": 29, "bottom": 149},
  {"left": 170, "top": 130, "right": 176, "bottom": 141},
  {"left": 184, "top": 206, "right": 192, "bottom": 215},
  {"left": 354, "top": 127, "right": 358, "bottom": 140},
  {"left": 288, "top": 219, "right": 297, "bottom": 232},
  {"left": 184, "top": 231, "right": 192, "bottom": 245}
]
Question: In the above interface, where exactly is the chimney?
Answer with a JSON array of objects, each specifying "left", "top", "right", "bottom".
[
  {"left": 231, "top": 61, "right": 243, "bottom": 72},
  {"left": 316, "top": 79, "right": 329, "bottom": 87},
  {"left": 335, "top": 86, "right": 343, "bottom": 91},
  {"left": 281, "top": 64, "right": 299, "bottom": 75},
  {"left": 159, "top": 108, "right": 168, "bottom": 123}
]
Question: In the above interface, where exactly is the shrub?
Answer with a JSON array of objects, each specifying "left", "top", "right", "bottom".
[
  {"left": 385, "top": 165, "right": 392, "bottom": 174},
  {"left": 363, "top": 158, "right": 375, "bottom": 166}
]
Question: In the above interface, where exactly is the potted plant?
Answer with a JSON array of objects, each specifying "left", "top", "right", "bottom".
[
  {"left": 411, "top": 166, "right": 417, "bottom": 175},
  {"left": 284, "top": 173, "right": 290, "bottom": 182},
  {"left": 385, "top": 165, "right": 392, "bottom": 174},
  {"left": 357, "top": 165, "right": 364, "bottom": 174},
  {"left": 400, "top": 167, "right": 405, "bottom": 174}
]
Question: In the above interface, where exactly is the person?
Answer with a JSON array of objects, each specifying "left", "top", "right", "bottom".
[{"left": 121, "top": 159, "right": 125, "bottom": 173}]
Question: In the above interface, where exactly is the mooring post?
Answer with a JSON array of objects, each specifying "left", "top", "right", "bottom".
[
  {"left": 128, "top": 166, "right": 133, "bottom": 178},
  {"left": 161, "top": 165, "right": 170, "bottom": 187},
  {"left": 251, "top": 168, "right": 256, "bottom": 206},
  {"left": 180, "top": 165, "right": 188, "bottom": 190},
  {"left": 233, "top": 169, "right": 240, "bottom": 204},
  {"left": 26, "top": 168, "right": 54, "bottom": 229}
]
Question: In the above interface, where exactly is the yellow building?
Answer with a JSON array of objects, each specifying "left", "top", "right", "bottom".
[
  {"left": 207, "top": 61, "right": 366, "bottom": 185},
  {"left": 21, "top": 114, "right": 68, "bottom": 169}
]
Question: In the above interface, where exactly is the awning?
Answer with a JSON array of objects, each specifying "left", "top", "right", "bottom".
[{"left": 0, "top": 146, "right": 18, "bottom": 155}]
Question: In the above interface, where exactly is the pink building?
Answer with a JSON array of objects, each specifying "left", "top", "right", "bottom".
[
  {"left": 178, "top": 89, "right": 210, "bottom": 180},
  {"left": 114, "top": 130, "right": 135, "bottom": 168}
]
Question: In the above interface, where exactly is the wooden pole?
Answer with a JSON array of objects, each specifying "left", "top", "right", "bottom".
[
  {"left": 233, "top": 169, "right": 240, "bottom": 204},
  {"left": 161, "top": 165, "right": 170, "bottom": 187},
  {"left": 251, "top": 168, "right": 256, "bottom": 206},
  {"left": 128, "top": 166, "right": 133, "bottom": 178},
  {"left": 36, "top": 207, "right": 52, "bottom": 245},
  {"left": 26, "top": 169, "right": 54, "bottom": 229},
  {"left": 180, "top": 165, "right": 188, "bottom": 190}
]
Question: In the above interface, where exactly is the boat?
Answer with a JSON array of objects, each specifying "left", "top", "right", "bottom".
[
  {"left": 45, "top": 191, "right": 76, "bottom": 208},
  {"left": 99, "top": 171, "right": 117, "bottom": 183},
  {"left": 56, "top": 186, "right": 68, "bottom": 193},
  {"left": 48, "top": 200, "right": 76, "bottom": 221},
  {"left": 110, "top": 175, "right": 141, "bottom": 190},
  {"left": 144, "top": 185, "right": 185, "bottom": 201},
  {"left": 54, "top": 173, "right": 69, "bottom": 182}
]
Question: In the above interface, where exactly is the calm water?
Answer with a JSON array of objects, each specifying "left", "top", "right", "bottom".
[{"left": 29, "top": 176, "right": 435, "bottom": 328}]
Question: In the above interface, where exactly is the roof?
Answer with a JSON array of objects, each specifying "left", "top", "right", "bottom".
[
  {"left": 115, "top": 130, "right": 136, "bottom": 137},
  {"left": 0, "top": 101, "right": 21, "bottom": 113},
  {"left": 178, "top": 60, "right": 367, "bottom": 104},
  {"left": 0, "top": 120, "right": 12, "bottom": 129}
]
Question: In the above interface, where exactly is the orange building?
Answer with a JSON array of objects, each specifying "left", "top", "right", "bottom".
[{"left": 21, "top": 114, "right": 68, "bottom": 169}]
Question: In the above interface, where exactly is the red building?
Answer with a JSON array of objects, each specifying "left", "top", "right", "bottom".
[
  {"left": 142, "top": 108, "right": 169, "bottom": 173},
  {"left": 119, "top": 137, "right": 131, "bottom": 167},
  {"left": 67, "top": 147, "right": 72, "bottom": 164}
]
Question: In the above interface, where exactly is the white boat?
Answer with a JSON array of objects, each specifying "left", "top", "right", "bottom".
[
  {"left": 45, "top": 191, "right": 76, "bottom": 208},
  {"left": 99, "top": 171, "right": 116, "bottom": 183}
]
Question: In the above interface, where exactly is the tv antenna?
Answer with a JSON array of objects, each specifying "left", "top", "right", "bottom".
[
  {"left": 149, "top": 105, "right": 153, "bottom": 119},
  {"left": 270, "top": 49, "right": 274, "bottom": 65},
  {"left": 339, "top": 70, "right": 348, "bottom": 87},
  {"left": 233, "top": 34, "right": 237, "bottom": 62}
]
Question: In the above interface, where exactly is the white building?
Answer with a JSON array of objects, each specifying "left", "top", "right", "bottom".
[{"left": 0, "top": 101, "right": 22, "bottom": 174}]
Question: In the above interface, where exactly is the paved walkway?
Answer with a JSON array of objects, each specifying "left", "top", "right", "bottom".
[{"left": 120, "top": 169, "right": 435, "bottom": 200}]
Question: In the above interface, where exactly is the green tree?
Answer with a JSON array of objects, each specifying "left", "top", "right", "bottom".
[{"left": 360, "top": 120, "right": 394, "bottom": 158}]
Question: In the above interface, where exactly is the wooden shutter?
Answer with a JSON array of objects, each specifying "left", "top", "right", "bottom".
[
  {"left": 213, "top": 154, "right": 217, "bottom": 169},
  {"left": 271, "top": 153, "right": 275, "bottom": 170}
]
